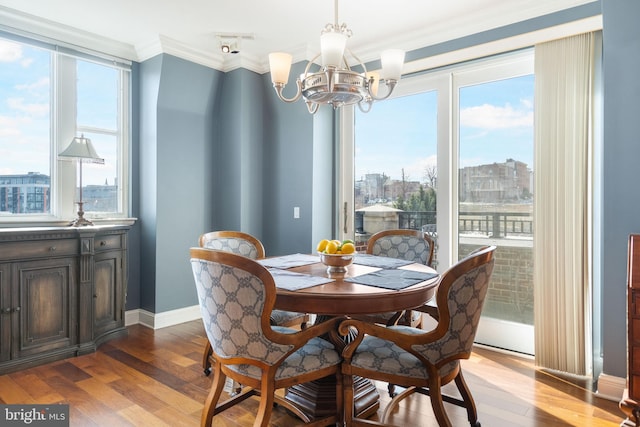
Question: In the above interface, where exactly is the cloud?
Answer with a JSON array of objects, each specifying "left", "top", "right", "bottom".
[
  {"left": 0, "top": 39, "right": 22, "bottom": 63},
  {"left": 16, "top": 77, "right": 49, "bottom": 92},
  {"left": 7, "top": 98, "right": 49, "bottom": 116},
  {"left": 403, "top": 155, "right": 437, "bottom": 183},
  {"left": 460, "top": 101, "right": 533, "bottom": 130},
  {"left": 0, "top": 115, "right": 35, "bottom": 139}
]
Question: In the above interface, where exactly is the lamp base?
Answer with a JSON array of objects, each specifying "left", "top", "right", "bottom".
[{"left": 69, "top": 202, "right": 94, "bottom": 227}]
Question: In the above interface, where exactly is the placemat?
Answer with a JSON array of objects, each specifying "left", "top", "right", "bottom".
[
  {"left": 258, "top": 253, "right": 320, "bottom": 269},
  {"left": 345, "top": 269, "right": 438, "bottom": 290},
  {"left": 353, "top": 253, "right": 414, "bottom": 269},
  {"left": 268, "top": 268, "right": 335, "bottom": 291}
]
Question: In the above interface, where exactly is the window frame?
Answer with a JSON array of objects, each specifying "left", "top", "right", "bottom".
[{"left": 0, "top": 31, "right": 131, "bottom": 225}]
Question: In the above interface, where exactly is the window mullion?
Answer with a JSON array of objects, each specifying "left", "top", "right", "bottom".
[{"left": 56, "top": 55, "right": 78, "bottom": 221}]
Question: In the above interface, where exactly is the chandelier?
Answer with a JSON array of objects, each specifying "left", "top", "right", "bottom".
[{"left": 268, "top": 0, "right": 404, "bottom": 114}]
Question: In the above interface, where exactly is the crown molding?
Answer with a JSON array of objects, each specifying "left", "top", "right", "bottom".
[
  {"left": 0, "top": 5, "right": 137, "bottom": 61},
  {"left": 135, "top": 34, "right": 224, "bottom": 71},
  {"left": 402, "top": 14, "right": 602, "bottom": 76}
]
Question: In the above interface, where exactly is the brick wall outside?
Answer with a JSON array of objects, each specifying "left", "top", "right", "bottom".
[{"left": 461, "top": 242, "right": 534, "bottom": 324}]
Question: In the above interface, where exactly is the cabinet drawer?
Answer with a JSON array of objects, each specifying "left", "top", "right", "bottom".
[
  {"left": 94, "top": 235, "right": 122, "bottom": 252},
  {"left": 0, "top": 239, "right": 77, "bottom": 260}
]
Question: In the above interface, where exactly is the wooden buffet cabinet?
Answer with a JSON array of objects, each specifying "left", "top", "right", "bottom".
[{"left": 0, "top": 225, "right": 129, "bottom": 374}]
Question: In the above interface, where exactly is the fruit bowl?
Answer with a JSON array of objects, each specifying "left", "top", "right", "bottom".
[{"left": 318, "top": 252, "right": 354, "bottom": 274}]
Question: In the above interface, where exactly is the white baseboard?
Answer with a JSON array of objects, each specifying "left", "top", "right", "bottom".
[
  {"left": 596, "top": 373, "right": 626, "bottom": 402},
  {"left": 125, "top": 305, "right": 202, "bottom": 330}
]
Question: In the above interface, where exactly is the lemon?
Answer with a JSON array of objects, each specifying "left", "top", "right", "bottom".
[
  {"left": 326, "top": 240, "right": 339, "bottom": 254},
  {"left": 341, "top": 242, "right": 355, "bottom": 254},
  {"left": 316, "top": 239, "right": 329, "bottom": 252}
]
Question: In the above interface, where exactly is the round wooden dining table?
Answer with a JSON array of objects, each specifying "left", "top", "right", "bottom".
[
  {"left": 276, "top": 261, "right": 439, "bottom": 315},
  {"left": 272, "top": 258, "right": 440, "bottom": 422}
]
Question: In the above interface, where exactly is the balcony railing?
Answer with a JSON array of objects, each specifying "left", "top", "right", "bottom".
[{"left": 397, "top": 211, "right": 533, "bottom": 238}]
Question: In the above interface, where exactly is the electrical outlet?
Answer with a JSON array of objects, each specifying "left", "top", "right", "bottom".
[{"left": 294, "top": 207, "right": 300, "bottom": 219}]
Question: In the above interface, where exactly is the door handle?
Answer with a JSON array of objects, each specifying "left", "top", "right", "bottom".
[{"left": 343, "top": 202, "right": 348, "bottom": 234}]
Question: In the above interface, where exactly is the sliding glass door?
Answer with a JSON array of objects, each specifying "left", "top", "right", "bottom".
[
  {"left": 340, "top": 50, "right": 535, "bottom": 354},
  {"left": 455, "top": 60, "right": 535, "bottom": 354}
]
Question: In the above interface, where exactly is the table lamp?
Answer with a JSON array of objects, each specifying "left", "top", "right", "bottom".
[{"left": 59, "top": 134, "right": 104, "bottom": 226}]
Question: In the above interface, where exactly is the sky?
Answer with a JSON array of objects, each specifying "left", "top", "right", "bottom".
[
  {"left": 355, "top": 74, "right": 534, "bottom": 183},
  {"left": 0, "top": 38, "right": 118, "bottom": 186}
]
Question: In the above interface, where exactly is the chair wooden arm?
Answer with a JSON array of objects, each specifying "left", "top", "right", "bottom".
[
  {"left": 266, "top": 315, "right": 346, "bottom": 348},
  {"left": 339, "top": 318, "right": 427, "bottom": 360}
]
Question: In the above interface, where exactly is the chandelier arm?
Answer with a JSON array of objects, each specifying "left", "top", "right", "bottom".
[
  {"left": 357, "top": 100, "right": 373, "bottom": 113},
  {"left": 346, "top": 48, "right": 366, "bottom": 74},
  {"left": 305, "top": 53, "right": 322, "bottom": 75},
  {"left": 367, "top": 79, "right": 398, "bottom": 101},
  {"left": 272, "top": 79, "right": 303, "bottom": 103},
  {"left": 305, "top": 101, "right": 319, "bottom": 114}
]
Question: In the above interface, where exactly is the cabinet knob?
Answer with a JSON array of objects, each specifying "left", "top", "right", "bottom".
[
  {"left": 13, "top": 307, "right": 20, "bottom": 313},
  {"left": 49, "top": 246, "right": 56, "bottom": 252},
  {"left": 99, "top": 241, "right": 106, "bottom": 246},
  {"left": 2, "top": 307, "right": 10, "bottom": 314}
]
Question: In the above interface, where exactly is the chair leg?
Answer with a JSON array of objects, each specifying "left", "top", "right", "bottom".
[
  {"left": 255, "top": 382, "right": 275, "bottom": 427},
  {"left": 201, "top": 364, "right": 226, "bottom": 427},
  {"left": 344, "top": 374, "right": 354, "bottom": 427},
  {"left": 387, "top": 383, "right": 396, "bottom": 397},
  {"left": 428, "top": 376, "right": 453, "bottom": 427},
  {"left": 335, "top": 371, "right": 344, "bottom": 426},
  {"left": 202, "top": 341, "right": 213, "bottom": 375},
  {"left": 454, "top": 370, "right": 480, "bottom": 427}
]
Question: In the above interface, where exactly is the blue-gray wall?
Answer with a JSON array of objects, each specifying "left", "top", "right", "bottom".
[
  {"left": 215, "top": 68, "right": 265, "bottom": 238},
  {"left": 129, "top": 0, "right": 638, "bottom": 380},
  {"left": 601, "top": 0, "right": 640, "bottom": 378},
  {"left": 139, "top": 54, "right": 222, "bottom": 313},
  {"left": 262, "top": 61, "right": 318, "bottom": 256}
]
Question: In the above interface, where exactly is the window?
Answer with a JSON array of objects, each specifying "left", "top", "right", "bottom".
[
  {"left": 0, "top": 32, "right": 130, "bottom": 223},
  {"left": 339, "top": 50, "right": 535, "bottom": 354}
]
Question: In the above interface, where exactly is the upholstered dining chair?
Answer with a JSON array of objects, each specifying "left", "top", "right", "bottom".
[
  {"left": 339, "top": 245, "right": 496, "bottom": 427},
  {"left": 190, "top": 248, "right": 344, "bottom": 427},
  {"left": 361, "top": 228, "right": 435, "bottom": 328},
  {"left": 199, "top": 230, "right": 310, "bottom": 377}
]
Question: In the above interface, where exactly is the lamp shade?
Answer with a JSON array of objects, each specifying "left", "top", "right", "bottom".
[
  {"left": 320, "top": 31, "right": 347, "bottom": 67},
  {"left": 59, "top": 134, "right": 104, "bottom": 164},
  {"left": 380, "top": 49, "right": 405, "bottom": 81},
  {"left": 269, "top": 52, "right": 293, "bottom": 85}
]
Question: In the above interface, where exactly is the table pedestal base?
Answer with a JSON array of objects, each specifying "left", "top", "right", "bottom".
[{"left": 285, "top": 375, "right": 379, "bottom": 421}]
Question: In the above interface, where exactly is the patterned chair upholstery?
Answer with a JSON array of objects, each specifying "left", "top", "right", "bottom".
[
  {"left": 361, "top": 229, "right": 436, "bottom": 397},
  {"left": 198, "top": 230, "right": 310, "bottom": 379},
  {"left": 339, "top": 246, "right": 496, "bottom": 427},
  {"left": 190, "top": 248, "right": 343, "bottom": 427},
  {"left": 368, "top": 229, "right": 433, "bottom": 266},
  {"left": 360, "top": 229, "right": 434, "bottom": 328}
]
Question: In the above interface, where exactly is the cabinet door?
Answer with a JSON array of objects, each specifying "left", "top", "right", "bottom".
[
  {"left": 0, "top": 264, "right": 10, "bottom": 362},
  {"left": 93, "top": 250, "right": 123, "bottom": 339},
  {"left": 12, "top": 257, "right": 77, "bottom": 359}
]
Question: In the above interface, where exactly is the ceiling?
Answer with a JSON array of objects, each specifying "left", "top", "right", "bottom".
[{"left": 0, "top": 0, "right": 596, "bottom": 73}]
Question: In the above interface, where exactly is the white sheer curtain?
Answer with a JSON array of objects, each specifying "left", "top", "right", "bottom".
[{"left": 533, "top": 32, "right": 596, "bottom": 375}]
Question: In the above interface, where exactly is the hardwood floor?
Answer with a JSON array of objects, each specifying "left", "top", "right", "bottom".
[{"left": 0, "top": 320, "right": 624, "bottom": 426}]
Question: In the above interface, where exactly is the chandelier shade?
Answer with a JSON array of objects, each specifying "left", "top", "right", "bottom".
[{"left": 268, "top": 0, "right": 404, "bottom": 114}]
